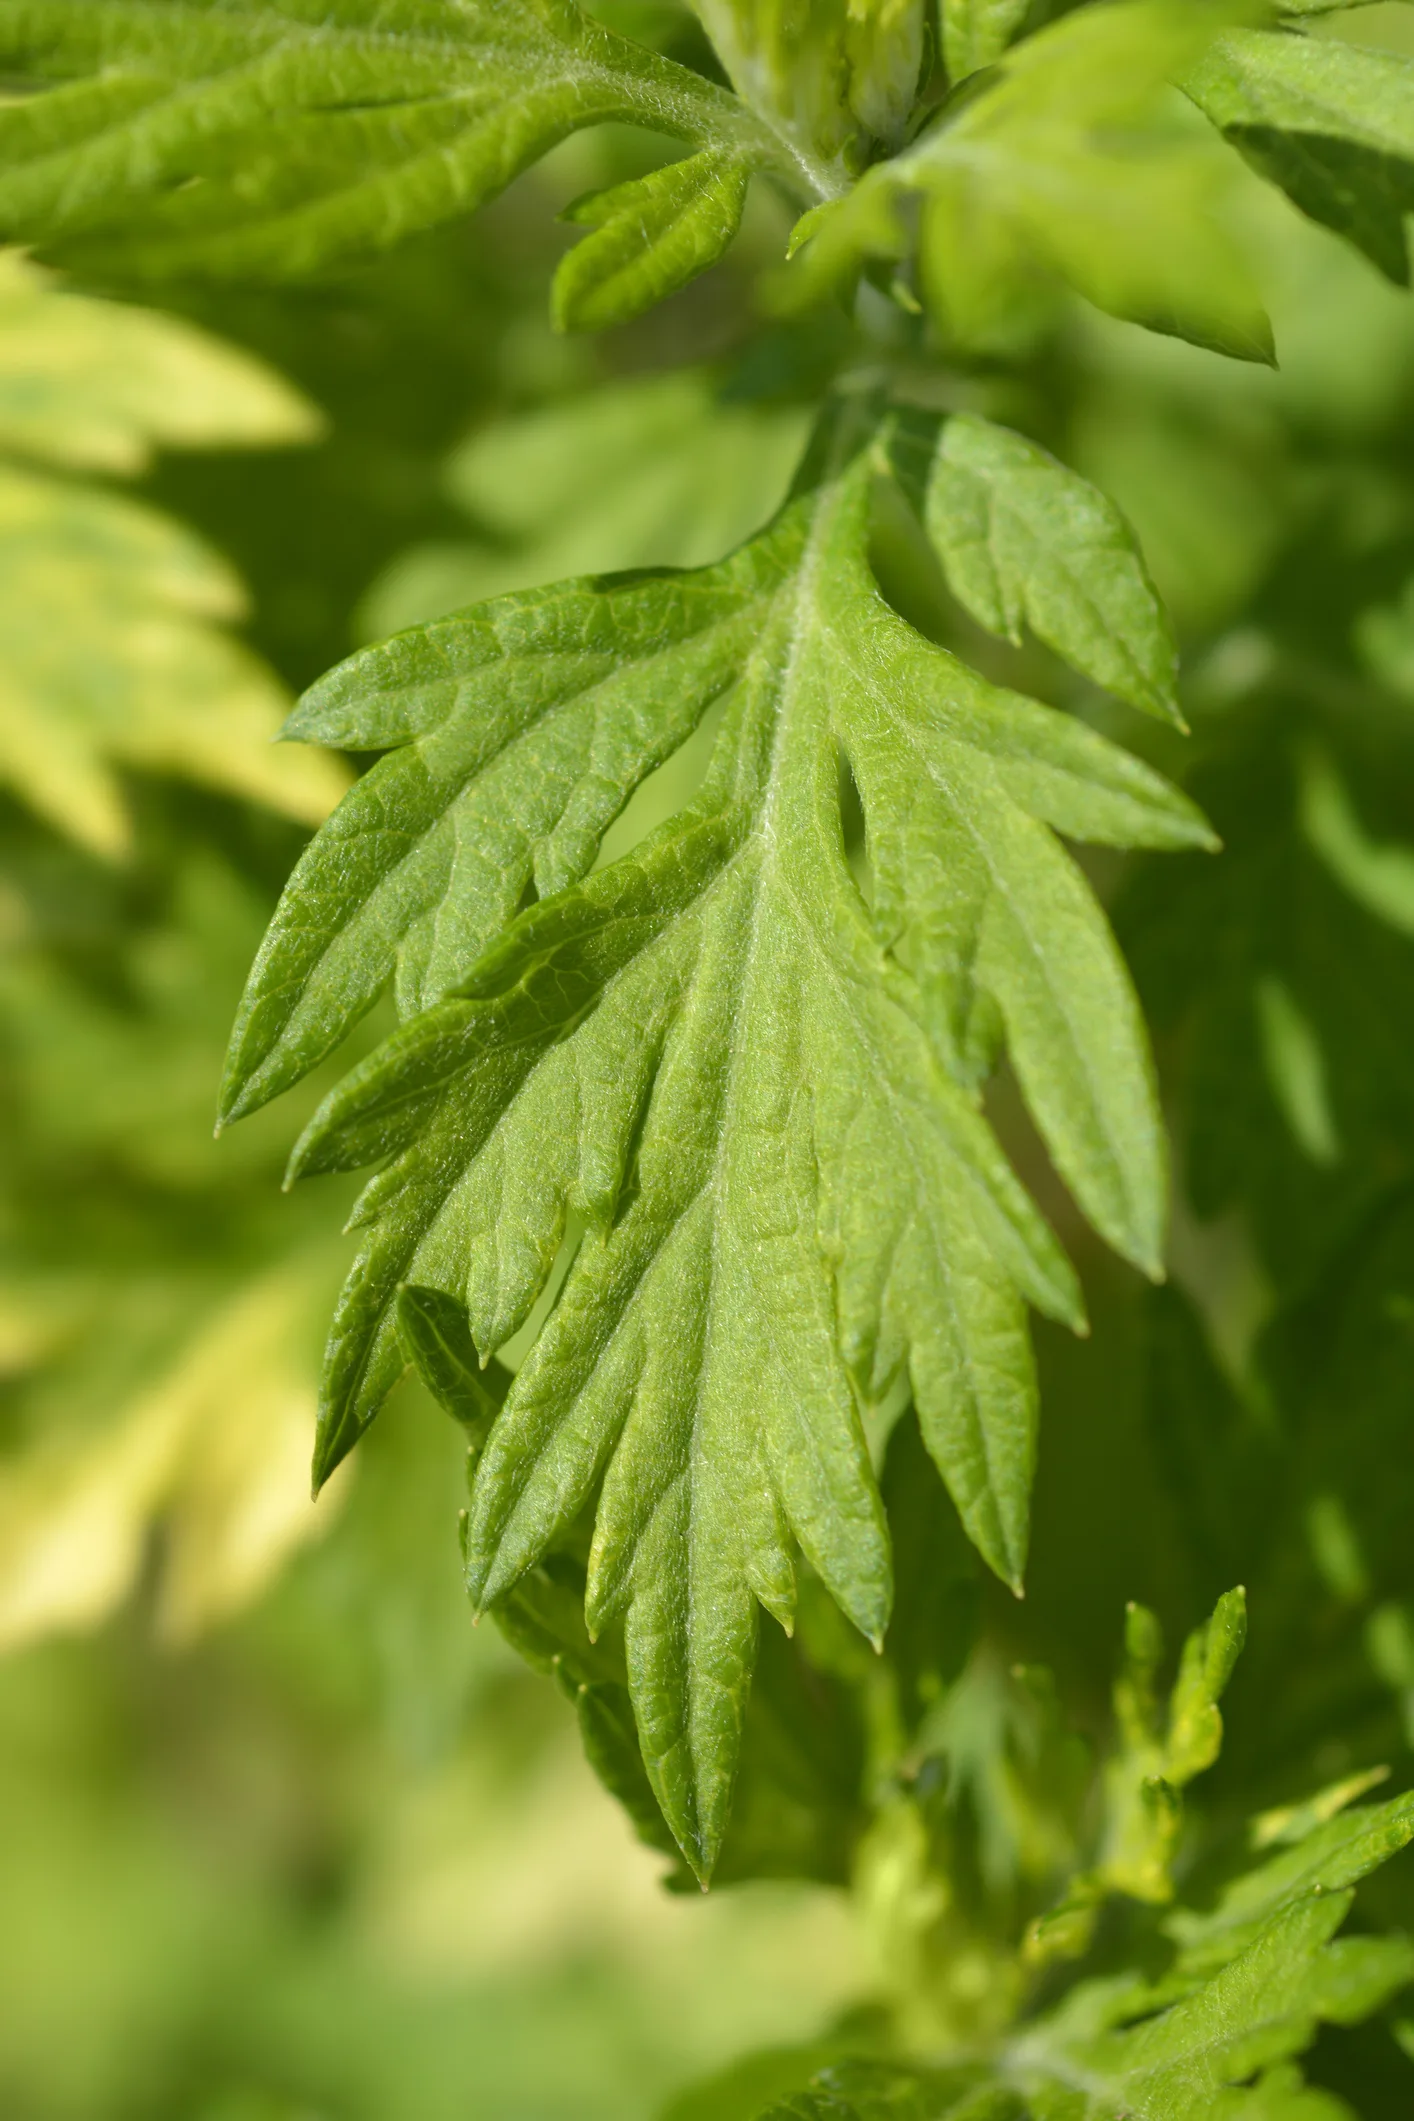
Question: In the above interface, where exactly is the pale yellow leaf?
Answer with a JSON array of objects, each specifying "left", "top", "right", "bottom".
[
  {"left": 0, "top": 249, "right": 323, "bottom": 474},
  {"left": 0, "top": 467, "right": 347, "bottom": 856},
  {"left": 0, "top": 1265, "right": 348, "bottom": 1653}
]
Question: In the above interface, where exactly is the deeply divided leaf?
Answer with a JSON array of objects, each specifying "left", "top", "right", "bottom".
[
  {"left": 921, "top": 412, "right": 1180, "bottom": 724},
  {"left": 761, "top": 1792, "right": 1414, "bottom": 2117},
  {"left": 0, "top": 0, "right": 791, "bottom": 283},
  {"left": 224, "top": 405, "right": 1209, "bottom": 1879}
]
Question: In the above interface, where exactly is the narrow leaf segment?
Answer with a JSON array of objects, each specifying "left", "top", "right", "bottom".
[{"left": 923, "top": 412, "right": 1181, "bottom": 725}]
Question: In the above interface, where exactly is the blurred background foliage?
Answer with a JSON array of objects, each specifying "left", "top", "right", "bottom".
[{"left": 9, "top": 4, "right": 1414, "bottom": 2114}]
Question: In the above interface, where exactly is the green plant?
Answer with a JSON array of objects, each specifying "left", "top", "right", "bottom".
[{"left": 7, "top": 0, "right": 1414, "bottom": 2114}]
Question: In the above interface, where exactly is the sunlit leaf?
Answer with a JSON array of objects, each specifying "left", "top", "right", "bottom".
[
  {"left": 0, "top": 248, "right": 321, "bottom": 471},
  {"left": 225, "top": 406, "right": 1212, "bottom": 1878},
  {"left": 1187, "top": 27, "right": 1414, "bottom": 285},
  {"left": 0, "top": 1263, "right": 345, "bottom": 1652},
  {"left": 763, "top": 1788, "right": 1414, "bottom": 2117},
  {"left": 0, "top": 0, "right": 796, "bottom": 285},
  {"left": 786, "top": 1, "right": 1271, "bottom": 361},
  {"left": 0, "top": 250, "right": 343, "bottom": 856},
  {"left": 553, "top": 150, "right": 752, "bottom": 332},
  {"left": 919, "top": 411, "right": 1180, "bottom": 722}
]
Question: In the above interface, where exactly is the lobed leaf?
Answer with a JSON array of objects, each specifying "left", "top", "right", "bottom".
[
  {"left": 0, "top": 0, "right": 795, "bottom": 284},
  {"left": 763, "top": 1893, "right": 1411, "bottom": 2116},
  {"left": 923, "top": 413, "right": 1180, "bottom": 725},
  {"left": 773, "top": 1818, "right": 1414, "bottom": 2116},
  {"left": 757, "top": 1744, "right": 1414, "bottom": 2117},
  {"left": 1099, "top": 1589, "right": 1246, "bottom": 1901},
  {"left": 1015, "top": 1889, "right": 1414, "bottom": 2118},
  {"left": 553, "top": 149, "right": 751, "bottom": 333},
  {"left": 1168, "top": 1789, "right": 1414, "bottom": 1976},
  {"left": 404, "top": 1276, "right": 870, "bottom": 1890},
  {"left": 220, "top": 529, "right": 796, "bottom": 1123},
  {"left": 228, "top": 408, "right": 1210, "bottom": 1879}
]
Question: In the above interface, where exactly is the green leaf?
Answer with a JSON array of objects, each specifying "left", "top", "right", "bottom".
[
  {"left": 404, "top": 1295, "right": 691, "bottom": 1871},
  {"left": 396, "top": 1282, "right": 511, "bottom": 1449},
  {"left": 0, "top": 0, "right": 795, "bottom": 282},
  {"left": 1017, "top": 1786, "right": 1414, "bottom": 2112},
  {"left": 1186, "top": 28, "right": 1414, "bottom": 285},
  {"left": 922, "top": 413, "right": 1180, "bottom": 724},
  {"left": 942, "top": 0, "right": 1030, "bottom": 84},
  {"left": 404, "top": 1282, "right": 869, "bottom": 1890},
  {"left": 1014, "top": 1890, "right": 1414, "bottom": 2118},
  {"left": 766, "top": 1764, "right": 1414, "bottom": 2119},
  {"left": 786, "top": 0, "right": 1272, "bottom": 361},
  {"left": 1165, "top": 1585, "right": 1248, "bottom": 1780},
  {"left": 706, "top": 1593, "right": 869, "bottom": 1889},
  {"left": 229, "top": 406, "right": 1210, "bottom": 1878},
  {"left": 1167, "top": 1788, "right": 1414, "bottom": 1975},
  {"left": 553, "top": 149, "right": 751, "bottom": 333},
  {"left": 222, "top": 515, "right": 799, "bottom": 1124}
]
